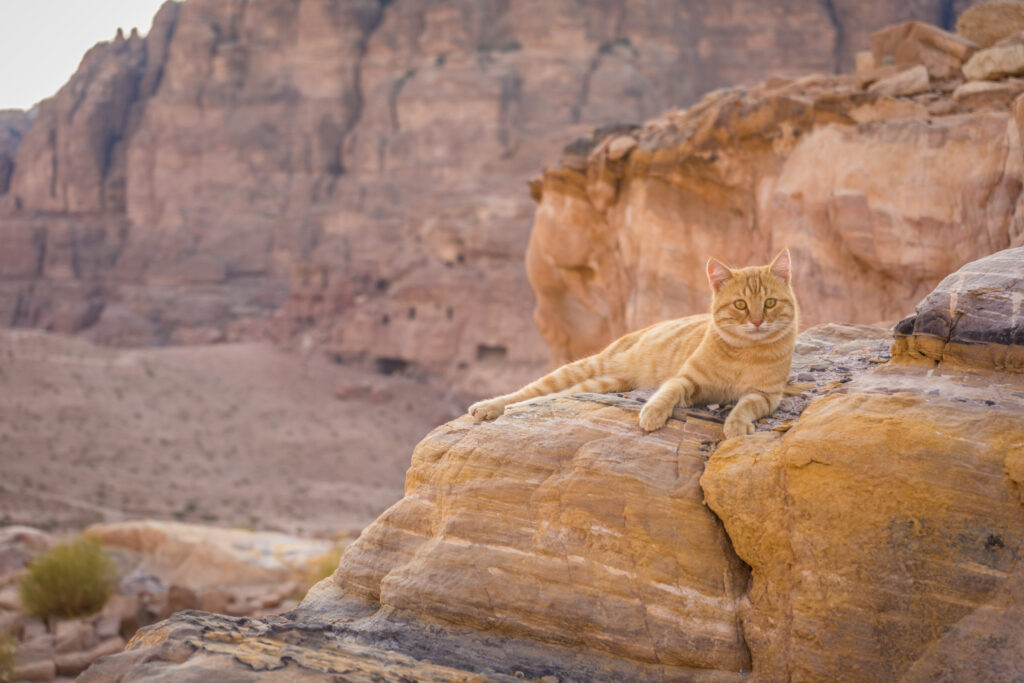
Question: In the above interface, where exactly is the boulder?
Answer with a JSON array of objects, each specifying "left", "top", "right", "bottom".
[
  {"left": 866, "top": 64, "right": 930, "bottom": 95},
  {"left": 870, "top": 21, "right": 978, "bottom": 79},
  {"left": 892, "top": 245, "right": 1024, "bottom": 370},
  {"left": 702, "top": 247, "right": 1024, "bottom": 680},
  {"left": 957, "top": 0, "right": 1024, "bottom": 47},
  {"left": 953, "top": 78, "right": 1024, "bottom": 108},
  {"left": 84, "top": 521, "right": 334, "bottom": 592},
  {"left": 963, "top": 43, "right": 1024, "bottom": 79}
]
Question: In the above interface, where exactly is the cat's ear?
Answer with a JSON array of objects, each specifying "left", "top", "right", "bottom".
[
  {"left": 706, "top": 258, "right": 732, "bottom": 292},
  {"left": 769, "top": 248, "right": 792, "bottom": 285}
]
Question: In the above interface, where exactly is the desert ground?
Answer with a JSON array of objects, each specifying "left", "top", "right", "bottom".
[{"left": 0, "top": 329, "right": 468, "bottom": 539}]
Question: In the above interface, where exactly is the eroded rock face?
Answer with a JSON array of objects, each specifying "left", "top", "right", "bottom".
[
  {"left": 528, "top": 61, "right": 1024, "bottom": 365},
  {"left": 893, "top": 245, "right": 1024, "bottom": 370},
  {"left": 700, "top": 245, "right": 1024, "bottom": 681},
  {"left": 0, "top": 0, "right": 992, "bottom": 395},
  {"left": 84, "top": 248, "right": 1024, "bottom": 681}
]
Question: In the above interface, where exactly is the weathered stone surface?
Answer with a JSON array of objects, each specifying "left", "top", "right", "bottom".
[
  {"left": 958, "top": 0, "right": 1024, "bottom": 47},
  {"left": 79, "top": 611, "right": 513, "bottom": 682},
  {"left": 331, "top": 395, "right": 749, "bottom": 676},
  {"left": 81, "top": 324, "right": 897, "bottom": 682},
  {"left": 893, "top": 246, "right": 1024, "bottom": 370},
  {"left": 53, "top": 636, "right": 126, "bottom": 677},
  {"left": 963, "top": 43, "right": 1024, "bottom": 79},
  {"left": 84, "top": 521, "right": 334, "bottom": 591},
  {"left": 953, "top": 77, "right": 1024, "bottom": 107},
  {"left": 866, "top": 63, "right": 930, "bottom": 95},
  {"left": 871, "top": 21, "right": 978, "bottom": 79},
  {"left": 702, "top": 363, "right": 1024, "bottom": 680},
  {"left": 527, "top": 76, "right": 1024, "bottom": 365},
  {"left": 80, "top": 285, "right": 1024, "bottom": 679},
  {"left": 11, "top": 658, "right": 56, "bottom": 682}
]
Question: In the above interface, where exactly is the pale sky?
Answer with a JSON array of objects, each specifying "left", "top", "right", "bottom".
[{"left": 0, "top": 0, "right": 169, "bottom": 110}]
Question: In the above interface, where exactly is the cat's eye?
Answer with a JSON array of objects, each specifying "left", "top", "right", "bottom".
[
  {"left": 733, "top": 300, "right": 747, "bottom": 310},
  {"left": 764, "top": 298, "right": 777, "bottom": 309}
]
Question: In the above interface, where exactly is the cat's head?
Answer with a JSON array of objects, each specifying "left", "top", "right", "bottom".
[{"left": 706, "top": 249, "right": 797, "bottom": 344}]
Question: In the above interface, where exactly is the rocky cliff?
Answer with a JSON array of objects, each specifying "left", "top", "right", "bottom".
[
  {"left": 81, "top": 246, "right": 1024, "bottom": 681},
  {"left": 527, "top": 17, "right": 1024, "bottom": 365},
  {"left": 0, "top": 0, "right": 992, "bottom": 394}
]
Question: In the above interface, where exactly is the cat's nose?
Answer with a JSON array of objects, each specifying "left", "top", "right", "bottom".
[{"left": 752, "top": 319, "right": 763, "bottom": 327}]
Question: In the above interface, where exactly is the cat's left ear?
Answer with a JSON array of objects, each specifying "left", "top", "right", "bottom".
[{"left": 769, "top": 248, "right": 792, "bottom": 285}]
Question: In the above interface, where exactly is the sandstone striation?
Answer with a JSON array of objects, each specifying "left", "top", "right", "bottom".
[
  {"left": 893, "top": 245, "right": 1024, "bottom": 370},
  {"left": 82, "top": 248, "right": 1024, "bottom": 681},
  {"left": 527, "top": 21, "right": 1023, "bottom": 365},
  {"left": 702, "top": 245, "right": 1024, "bottom": 681},
  {"left": 0, "top": 0, "right": 994, "bottom": 395}
]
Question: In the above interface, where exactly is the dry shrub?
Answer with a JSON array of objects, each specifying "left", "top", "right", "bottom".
[{"left": 18, "top": 538, "right": 117, "bottom": 619}]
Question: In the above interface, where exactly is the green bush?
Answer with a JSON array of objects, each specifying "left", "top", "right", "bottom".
[
  {"left": 18, "top": 538, "right": 117, "bottom": 619},
  {"left": 0, "top": 630, "right": 14, "bottom": 683}
]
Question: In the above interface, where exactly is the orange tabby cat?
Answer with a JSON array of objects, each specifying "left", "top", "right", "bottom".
[{"left": 468, "top": 249, "right": 798, "bottom": 438}]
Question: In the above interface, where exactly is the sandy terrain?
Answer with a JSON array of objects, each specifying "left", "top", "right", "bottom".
[{"left": 0, "top": 329, "right": 469, "bottom": 538}]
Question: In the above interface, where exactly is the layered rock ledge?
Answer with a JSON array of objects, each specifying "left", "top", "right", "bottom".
[
  {"left": 83, "top": 247, "right": 1024, "bottom": 681},
  {"left": 527, "top": 20, "right": 1024, "bottom": 365}
]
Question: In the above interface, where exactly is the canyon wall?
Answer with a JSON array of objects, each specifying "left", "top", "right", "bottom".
[
  {"left": 527, "top": 19, "right": 1024, "bottom": 364},
  {"left": 0, "top": 0, "right": 988, "bottom": 394}
]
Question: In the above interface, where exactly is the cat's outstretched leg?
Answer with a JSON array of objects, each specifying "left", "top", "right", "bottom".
[
  {"left": 723, "top": 391, "right": 781, "bottom": 439},
  {"left": 638, "top": 376, "right": 696, "bottom": 432},
  {"left": 468, "top": 354, "right": 611, "bottom": 420}
]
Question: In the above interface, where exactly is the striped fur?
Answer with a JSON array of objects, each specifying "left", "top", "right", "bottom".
[{"left": 469, "top": 250, "right": 798, "bottom": 439}]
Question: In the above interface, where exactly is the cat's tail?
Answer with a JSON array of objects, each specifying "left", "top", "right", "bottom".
[{"left": 468, "top": 353, "right": 615, "bottom": 420}]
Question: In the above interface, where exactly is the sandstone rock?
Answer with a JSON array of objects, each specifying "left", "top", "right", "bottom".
[
  {"left": 331, "top": 395, "right": 750, "bottom": 676},
  {"left": 79, "top": 612, "right": 509, "bottom": 682},
  {"left": 11, "top": 658, "right": 56, "bottom": 682},
  {"left": 80, "top": 323, "right": 896, "bottom": 682},
  {"left": 855, "top": 49, "right": 876, "bottom": 74},
  {"left": 78, "top": 275, "right": 1024, "bottom": 681},
  {"left": 867, "top": 64, "right": 930, "bottom": 95},
  {"left": 527, "top": 75, "right": 1023, "bottom": 365},
  {"left": 0, "top": 584, "right": 22, "bottom": 612},
  {"left": 53, "top": 618, "right": 98, "bottom": 654},
  {"left": 958, "top": 0, "right": 1024, "bottom": 47},
  {"left": 963, "top": 43, "right": 1024, "bottom": 79},
  {"left": 893, "top": 246, "right": 1024, "bottom": 370},
  {"left": 15, "top": 633, "right": 54, "bottom": 665},
  {"left": 95, "top": 615, "right": 122, "bottom": 641},
  {"left": 606, "top": 135, "right": 638, "bottom": 161},
  {"left": 953, "top": 78, "right": 1024, "bottom": 107},
  {"left": 84, "top": 521, "right": 334, "bottom": 591},
  {"left": 54, "top": 636, "right": 125, "bottom": 677},
  {"left": 871, "top": 21, "right": 979, "bottom": 79}
]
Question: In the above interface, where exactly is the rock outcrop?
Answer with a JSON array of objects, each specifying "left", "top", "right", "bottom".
[
  {"left": 0, "top": 0, "right": 993, "bottom": 395},
  {"left": 526, "top": 17, "right": 1024, "bottom": 364},
  {"left": 82, "top": 246, "right": 1024, "bottom": 680}
]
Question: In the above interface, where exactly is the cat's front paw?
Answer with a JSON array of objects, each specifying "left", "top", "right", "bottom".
[
  {"left": 468, "top": 398, "right": 506, "bottom": 421},
  {"left": 723, "top": 417, "right": 755, "bottom": 439},
  {"left": 638, "top": 401, "right": 671, "bottom": 432}
]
